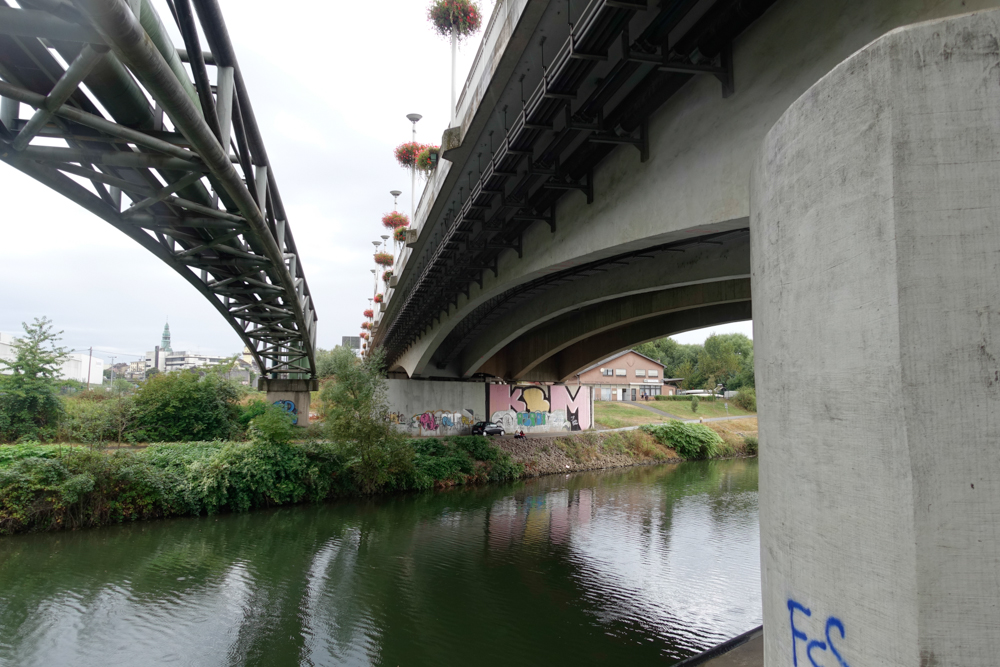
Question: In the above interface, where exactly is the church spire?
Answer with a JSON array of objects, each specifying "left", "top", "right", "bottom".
[{"left": 161, "top": 321, "right": 172, "bottom": 352}]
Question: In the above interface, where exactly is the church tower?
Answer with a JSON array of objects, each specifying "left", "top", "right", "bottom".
[{"left": 161, "top": 321, "right": 172, "bottom": 353}]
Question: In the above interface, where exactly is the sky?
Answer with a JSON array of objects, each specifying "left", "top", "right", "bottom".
[{"left": 0, "top": 0, "right": 750, "bottom": 365}]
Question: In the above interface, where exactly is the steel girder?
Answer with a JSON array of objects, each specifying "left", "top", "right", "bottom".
[
  {"left": 374, "top": 0, "right": 775, "bottom": 369},
  {"left": 0, "top": 0, "right": 317, "bottom": 378}
]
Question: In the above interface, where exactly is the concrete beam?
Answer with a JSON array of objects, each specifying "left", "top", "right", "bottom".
[
  {"left": 482, "top": 278, "right": 751, "bottom": 380},
  {"left": 516, "top": 300, "right": 752, "bottom": 383},
  {"left": 458, "top": 235, "right": 750, "bottom": 376},
  {"left": 753, "top": 9, "right": 1000, "bottom": 664}
]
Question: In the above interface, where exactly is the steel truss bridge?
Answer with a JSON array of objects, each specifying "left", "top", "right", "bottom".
[
  {"left": 374, "top": 0, "right": 773, "bottom": 369},
  {"left": 0, "top": 0, "right": 317, "bottom": 378}
]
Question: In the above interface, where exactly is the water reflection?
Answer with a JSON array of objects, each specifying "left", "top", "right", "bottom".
[{"left": 0, "top": 459, "right": 759, "bottom": 667}]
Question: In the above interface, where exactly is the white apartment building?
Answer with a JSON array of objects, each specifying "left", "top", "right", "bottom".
[{"left": 0, "top": 331, "right": 104, "bottom": 384}]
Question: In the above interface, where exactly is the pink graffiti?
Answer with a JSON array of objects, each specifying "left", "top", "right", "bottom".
[
  {"left": 417, "top": 412, "right": 439, "bottom": 431},
  {"left": 550, "top": 385, "right": 592, "bottom": 430},
  {"left": 489, "top": 384, "right": 526, "bottom": 412}
]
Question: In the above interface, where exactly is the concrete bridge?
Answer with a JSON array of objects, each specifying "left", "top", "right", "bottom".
[{"left": 377, "top": 0, "right": 1000, "bottom": 663}]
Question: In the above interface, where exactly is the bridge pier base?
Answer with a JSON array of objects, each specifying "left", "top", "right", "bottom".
[
  {"left": 753, "top": 10, "right": 1000, "bottom": 666},
  {"left": 258, "top": 378, "right": 319, "bottom": 427}
]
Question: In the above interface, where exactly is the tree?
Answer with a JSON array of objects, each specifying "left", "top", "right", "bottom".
[
  {"left": 319, "top": 348, "right": 412, "bottom": 493},
  {"left": 634, "top": 337, "right": 702, "bottom": 377},
  {"left": 698, "top": 333, "right": 754, "bottom": 390},
  {"left": 0, "top": 317, "right": 68, "bottom": 442},
  {"left": 133, "top": 371, "right": 241, "bottom": 442},
  {"left": 315, "top": 346, "right": 355, "bottom": 379}
]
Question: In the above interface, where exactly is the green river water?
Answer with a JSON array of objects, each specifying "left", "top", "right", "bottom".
[{"left": 0, "top": 458, "right": 760, "bottom": 666}]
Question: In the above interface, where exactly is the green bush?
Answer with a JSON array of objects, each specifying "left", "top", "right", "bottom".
[
  {"left": 641, "top": 421, "right": 724, "bottom": 460},
  {"left": 247, "top": 404, "right": 296, "bottom": 446},
  {"left": 691, "top": 396, "right": 700, "bottom": 413},
  {"left": 743, "top": 434, "right": 759, "bottom": 455},
  {"left": 733, "top": 387, "right": 757, "bottom": 412},
  {"left": 655, "top": 395, "right": 694, "bottom": 402},
  {"left": 132, "top": 372, "right": 242, "bottom": 442}
]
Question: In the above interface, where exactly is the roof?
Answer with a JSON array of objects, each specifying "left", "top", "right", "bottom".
[{"left": 578, "top": 349, "right": 665, "bottom": 375}]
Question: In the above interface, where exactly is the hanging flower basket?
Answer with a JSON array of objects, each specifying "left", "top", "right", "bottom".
[
  {"left": 395, "top": 141, "right": 426, "bottom": 168},
  {"left": 428, "top": 0, "right": 482, "bottom": 39},
  {"left": 362, "top": 321, "right": 372, "bottom": 330},
  {"left": 393, "top": 227, "right": 407, "bottom": 243},
  {"left": 416, "top": 145, "right": 441, "bottom": 172},
  {"left": 382, "top": 269, "right": 393, "bottom": 282},
  {"left": 360, "top": 332, "right": 369, "bottom": 340},
  {"left": 382, "top": 212, "right": 410, "bottom": 229},
  {"left": 363, "top": 308, "right": 374, "bottom": 319},
  {"left": 374, "top": 252, "right": 394, "bottom": 267},
  {"left": 374, "top": 293, "right": 384, "bottom": 304}
]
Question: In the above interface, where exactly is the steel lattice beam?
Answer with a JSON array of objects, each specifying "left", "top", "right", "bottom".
[{"left": 0, "top": 0, "right": 317, "bottom": 378}]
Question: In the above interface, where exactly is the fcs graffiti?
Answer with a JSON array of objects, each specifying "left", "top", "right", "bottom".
[
  {"left": 788, "top": 598, "right": 850, "bottom": 667},
  {"left": 273, "top": 400, "right": 297, "bottom": 425},
  {"left": 488, "top": 384, "right": 592, "bottom": 433},
  {"left": 390, "top": 408, "right": 478, "bottom": 436}
]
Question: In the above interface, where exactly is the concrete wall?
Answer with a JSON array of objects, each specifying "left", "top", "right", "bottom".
[
  {"left": 395, "top": 0, "right": 1000, "bottom": 379},
  {"left": 386, "top": 379, "right": 594, "bottom": 435},
  {"left": 753, "top": 9, "right": 1000, "bottom": 664},
  {"left": 386, "top": 379, "right": 487, "bottom": 436}
]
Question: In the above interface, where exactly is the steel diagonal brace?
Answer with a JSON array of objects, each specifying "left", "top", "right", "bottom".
[
  {"left": 79, "top": 0, "right": 315, "bottom": 376},
  {"left": 12, "top": 45, "right": 108, "bottom": 151},
  {"left": 121, "top": 172, "right": 203, "bottom": 215}
]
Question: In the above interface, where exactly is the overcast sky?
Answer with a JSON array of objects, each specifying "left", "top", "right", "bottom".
[{"left": 0, "top": 0, "right": 751, "bottom": 364}]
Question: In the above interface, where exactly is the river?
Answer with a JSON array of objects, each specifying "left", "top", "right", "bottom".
[{"left": 0, "top": 458, "right": 760, "bottom": 666}]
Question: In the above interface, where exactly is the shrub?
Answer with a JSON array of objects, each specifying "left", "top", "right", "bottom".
[
  {"left": 642, "top": 421, "right": 724, "bottom": 460},
  {"left": 743, "top": 434, "right": 759, "bottom": 455},
  {"left": 733, "top": 387, "right": 757, "bottom": 412},
  {"left": 655, "top": 395, "right": 694, "bottom": 401},
  {"left": 0, "top": 317, "right": 68, "bottom": 443},
  {"left": 248, "top": 404, "right": 297, "bottom": 446},
  {"left": 132, "top": 372, "right": 241, "bottom": 442},
  {"left": 691, "top": 396, "right": 700, "bottom": 413}
]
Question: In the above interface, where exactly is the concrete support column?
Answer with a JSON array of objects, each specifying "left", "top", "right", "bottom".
[
  {"left": 752, "top": 10, "right": 1000, "bottom": 666},
  {"left": 258, "top": 378, "right": 319, "bottom": 427}
]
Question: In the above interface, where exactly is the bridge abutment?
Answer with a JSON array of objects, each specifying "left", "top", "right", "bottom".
[
  {"left": 258, "top": 378, "right": 319, "bottom": 427},
  {"left": 753, "top": 9, "right": 1000, "bottom": 665}
]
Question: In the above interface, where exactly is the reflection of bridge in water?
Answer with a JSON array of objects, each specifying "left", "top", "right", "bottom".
[{"left": 0, "top": 0, "right": 318, "bottom": 412}]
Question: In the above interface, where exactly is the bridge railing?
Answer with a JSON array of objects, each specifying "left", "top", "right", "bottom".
[{"left": 0, "top": 0, "right": 317, "bottom": 378}]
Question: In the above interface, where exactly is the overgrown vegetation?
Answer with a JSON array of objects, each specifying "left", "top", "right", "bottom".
[
  {"left": 733, "top": 387, "right": 756, "bottom": 413},
  {"left": 641, "top": 421, "right": 726, "bottom": 460},
  {"left": 0, "top": 317, "right": 68, "bottom": 443},
  {"left": 743, "top": 434, "right": 758, "bottom": 455}
]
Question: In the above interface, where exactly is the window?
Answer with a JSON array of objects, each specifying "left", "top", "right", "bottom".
[
  {"left": 648, "top": 370, "right": 659, "bottom": 378},
  {"left": 615, "top": 369, "right": 626, "bottom": 376},
  {"left": 635, "top": 369, "right": 646, "bottom": 377},
  {"left": 601, "top": 368, "right": 612, "bottom": 376}
]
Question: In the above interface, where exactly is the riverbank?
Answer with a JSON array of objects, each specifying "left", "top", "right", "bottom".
[{"left": 0, "top": 419, "right": 757, "bottom": 535}]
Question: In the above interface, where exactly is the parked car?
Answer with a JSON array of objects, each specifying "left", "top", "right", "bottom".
[{"left": 471, "top": 421, "right": 505, "bottom": 436}]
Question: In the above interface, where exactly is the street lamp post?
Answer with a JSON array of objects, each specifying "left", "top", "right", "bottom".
[{"left": 406, "top": 113, "right": 422, "bottom": 222}]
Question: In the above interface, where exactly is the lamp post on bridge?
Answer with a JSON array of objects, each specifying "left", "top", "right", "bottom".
[{"left": 406, "top": 113, "right": 422, "bottom": 222}]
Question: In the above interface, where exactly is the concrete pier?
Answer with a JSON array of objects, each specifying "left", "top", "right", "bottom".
[
  {"left": 258, "top": 378, "right": 319, "bottom": 426},
  {"left": 753, "top": 9, "right": 1000, "bottom": 665}
]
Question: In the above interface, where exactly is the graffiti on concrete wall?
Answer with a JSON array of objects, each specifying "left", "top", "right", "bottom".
[
  {"left": 488, "top": 384, "right": 592, "bottom": 433},
  {"left": 788, "top": 598, "right": 850, "bottom": 667},
  {"left": 390, "top": 408, "right": 478, "bottom": 436},
  {"left": 273, "top": 400, "right": 297, "bottom": 425}
]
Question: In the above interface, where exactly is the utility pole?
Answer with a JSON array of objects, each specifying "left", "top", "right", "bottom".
[
  {"left": 109, "top": 355, "right": 116, "bottom": 391},
  {"left": 86, "top": 347, "right": 93, "bottom": 389}
]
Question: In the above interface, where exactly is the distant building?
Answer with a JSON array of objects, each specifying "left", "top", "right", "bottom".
[
  {"left": 0, "top": 331, "right": 103, "bottom": 385},
  {"left": 577, "top": 350, "right": 666, "bottom": 401},
  {"left": 143, "top": 322, "right": 229, "bottom": 374}
]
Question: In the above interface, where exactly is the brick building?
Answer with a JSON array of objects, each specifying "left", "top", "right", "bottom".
[{"left": 576, "top": 350, "right": 666, "bottom": 401}]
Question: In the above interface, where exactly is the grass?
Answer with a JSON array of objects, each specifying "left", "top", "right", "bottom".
[
  {"left": 704, "top": 417, "right": 759, "bottom": 450},
  {"left": 647, "top": 399, "right": 753, "bottom": 420},
  {"left": 593, "top": 402, "right": 670, "bottom": 429}
]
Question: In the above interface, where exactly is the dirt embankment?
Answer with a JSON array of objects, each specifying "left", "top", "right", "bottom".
[{"left": 496, "top": 418, "right": 759, "bottom": 477}]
